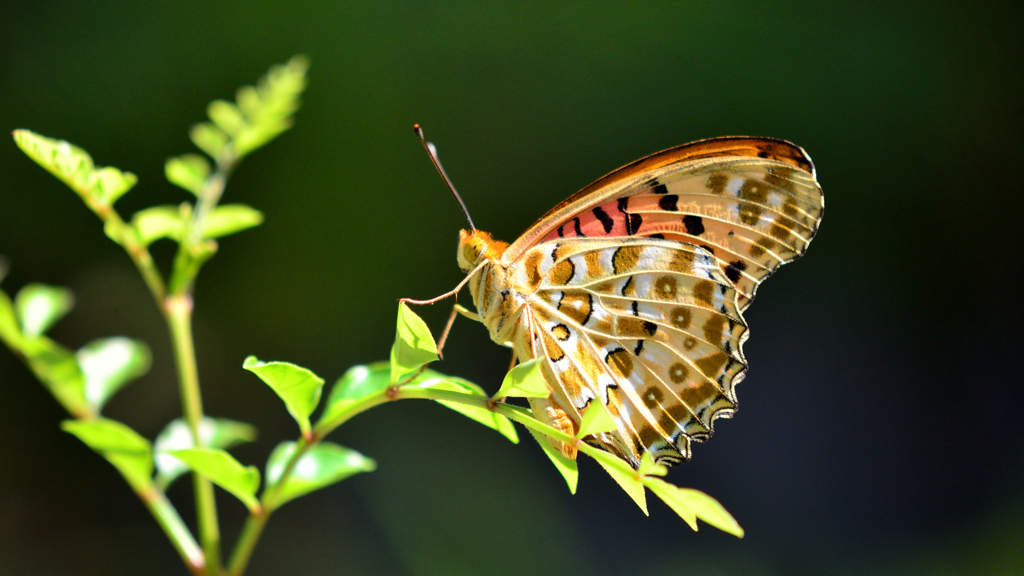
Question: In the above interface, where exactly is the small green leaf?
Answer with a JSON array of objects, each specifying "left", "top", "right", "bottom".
[
  {"left": 88, "top": 166, "right": 137, "bottom": 205},
  {"left": 575, "top": 399, "right": 617, "bottom": 439},
  {"left": 528, "top": 429, "right": 578, "bottom": 494},
  {"left": 132, "top": 205, "right": 187, "bottom": 246},
  {"left": 154, "top": 417, "right": 257, "bottom": 490},
  {"left": 202, "top": 204, "right": 263, "bottom": 239},
  {"left": 207, "top": 100, "right": 246, "bottom": 135},
  {"left": 12, "top": 130, "right": 136, "bottom": 206},
  {"left": 318, "top": 363, "right": 391, "bottom": 426},
  {"left": 390, "top": 303, "right": 438, "bottom": 383},
  {"left": 492, "top": 359, "right": 550, "bottom": 400},
  {"left": 77, "top": 337, "right": 151, "bottom": 410},
  {"left": 409, "top": 373, "right": 519, "bottom": 443},
  {"left": 0, "top": 288, "right": 23, "bottom": 349},
  {"left": 645, "top": 477, "right": 744, "bottom": 537},
  {"left": 20, "top": 336, "right": 90, "bottom": 416},
  {"left": 14, "top": 283, "right": 73, "bottom": 338},
  {"left": 171, "top": 448, "right": 260, "bottom": 511},
  {"left": 637, "top": 451, "right": 668, "bottom": 478},
  {"left": 62, "top": 418, "right": 153, "bottom": 491},
  {"left": 231, "top": 56, "right": 308, "bottom": 158},
  {"left": 265, "top": 441, "right": 375, "bottom": 508},
  {"left": 165, "top": 154, "right": 210, "bottom": 196},
  {"left": 189, "top": 122, "right": 229, "bottom": 160},
  {"left": 243, "top": 356, "right": 323, "bottom": 435},
  {"left": 590, "top": 449, "right": 647, "bottom": 515}
]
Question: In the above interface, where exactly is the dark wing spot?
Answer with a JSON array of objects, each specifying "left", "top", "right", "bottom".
[
  {"left": 658, "top": 195, "right": 679, "bottom": 211},
  {"left": 557, "top": 225, "right": 564, "bottom": 238},
  {"left": 593, "top": 207, "right": 614, "bottom": 233},
  {"left": 634, "top": 339, "right": 645, "bottom": 356},
  {"left": 724, "top": 260, "right": 747, "bottom": 283},
  {"left": 573, "top": 217, "right": 585, "bottom": 237},
  {"left": 682, "top": 215, "right": 705, "bottom": 236},
  {"left": 617, "top": 197, "right": 629, "bottom": 212},
  {"left": 643, "top": 321, "right": 658, "bottom": 336},
  {"left": 626, "top": 213, "right": 643, "bottom": 235},
  {"left": 620, "top": 276, "right": 634, "bottom": 296},
  {"left": 630, "top": 300, "right": 639, "bottom": 316},
  {"left": 653, "top": 183, "right": 669, "bottom": 195},
  {"left": 650, "top": 233, "right": 665, "bottom": 239}
]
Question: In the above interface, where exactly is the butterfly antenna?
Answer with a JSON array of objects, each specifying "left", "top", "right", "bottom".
[{"left": 413, "top": 124, "right": 476, "bottom": 231}]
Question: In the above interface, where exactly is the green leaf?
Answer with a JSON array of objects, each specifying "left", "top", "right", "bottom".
[
  {"left": 62, "top": 418, "right": 153, "bottom": 491},
  {"left": 408, "top": 373, "right": 519, "bottom": 443},
  {"left": 264, "top": 441, "right": 375, "bottom": 508},
  {"left": 243, "top": 356, "right": 323, "bottom": 435},
  {"left": 154, "top": 417, "right": 257, "bottom": 490},
  {"left": 171, "top": 448, "right": 260, "bottom": 511},
  {"left": 645, "top": 477, "right": 744, "bottom": 537},
  {"left": 207, "top": 100, "right": 245, "bottom": 135},
  {"left": 202, "top": 204, "right": 263, "bottom": 239},
  {"left": 0, "top": 288, "right": 23, "bottom": 349},
  {"left": 528, "top": 429, "right": 578, "bottom": 494},
  {"left": 165, "top": 154, "right": 210, "bottom": 196},
  {"left": 575, "top": 398, "right": 617, "bottom": 439},
  {"left": 231, "top": 56, "right": 308, "bottom": 158},
  {"left": 492, "top": 359, "right": 550, "bottom": 399},
  {"left": 14, "top": 283, "right": 73, "bottom": 338},
  {"left": 636, "top": 451, "right": 668, "bottom": 478},
  {"left": 317, "top": 363, "right": 391, "bottom": 426},
  {"left": 390, "top": 303, "right": 438, "bottom": 383},
  {"left": 590, "top": 449, "right": 648, "bottom": 515},
  {"left": 20, "top": 336, "right": 90, "bottom": 416},
  {"left": 132, "top": 205, "right": 187, "bottom": 246},
  {"left": 12, "top": 130, "right": 136, "bottom": 206},
  {"left": 88, "top": 166, "right": 137, "bottom": 206},
  {"left": 77, "top": 337, "right": 151, "bottom": 410},
  {"left": 189, "top": 122, "right": 229, "bottom": 160}
]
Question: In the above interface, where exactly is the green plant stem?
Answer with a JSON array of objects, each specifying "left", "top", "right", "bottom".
[
  {"left": 165, "top": 294, "right": 221, "bottom": 574},
  {"left": 140, "top": 486, "right": 206, "bottom": 575}
]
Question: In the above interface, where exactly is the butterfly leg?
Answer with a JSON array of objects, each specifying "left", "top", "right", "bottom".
[
  {"left": 400, "top": 261, "right": 487, "bottom": 306},
  {"left": 436, "top": 304, "right": 481, "bottom": 360}
]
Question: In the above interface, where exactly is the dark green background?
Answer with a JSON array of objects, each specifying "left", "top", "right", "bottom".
[{"left": 2, "top": 1, "right": 1022, "bottom": 574}]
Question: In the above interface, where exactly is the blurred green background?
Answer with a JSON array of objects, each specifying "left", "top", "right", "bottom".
[{"left": 2, "top": 1, "right": 1022, "bottom": 574}]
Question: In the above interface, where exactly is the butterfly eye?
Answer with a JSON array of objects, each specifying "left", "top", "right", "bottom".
[{"left": 465, "top": 241, "right": 483, "bottom": 263}]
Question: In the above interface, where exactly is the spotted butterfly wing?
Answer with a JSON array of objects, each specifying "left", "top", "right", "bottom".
[{"left": 459, "top": 137, "right": 822, "bottom": 468}]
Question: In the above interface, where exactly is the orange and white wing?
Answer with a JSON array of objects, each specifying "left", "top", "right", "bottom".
[
  {"left": 510, "top": 237, "right": 747, "bottom": 467},
  {"left": 502, "top": 137, "right": 824, "bottom": 310}
]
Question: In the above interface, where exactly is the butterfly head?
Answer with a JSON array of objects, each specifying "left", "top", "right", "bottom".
[{"left": 457, "top": 229, "right": 508, "bottom": 272}]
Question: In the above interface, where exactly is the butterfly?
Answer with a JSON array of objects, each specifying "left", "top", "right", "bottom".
[{"left": 412, "top": 128, "right": 823, "bottom": 468}]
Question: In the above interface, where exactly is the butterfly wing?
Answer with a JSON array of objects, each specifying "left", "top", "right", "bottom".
[
  {"left": 502, "top": 137, "right": 823, "bottom": 310},
  {"left": 509, "top": 237, "right": 747, "bottom": 467}
]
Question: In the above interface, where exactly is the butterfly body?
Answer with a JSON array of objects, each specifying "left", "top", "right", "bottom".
[{"left": 454, "top": 137, "right": 823, "bottom": 468}]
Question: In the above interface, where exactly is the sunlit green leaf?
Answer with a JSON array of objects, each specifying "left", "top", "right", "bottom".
[
  {"left": 492, "top": 359, "right": 549, "bottom": 399},
  {"left": 154, "top": 417, "right": 257, "bottom": 490},
  {"left": 590, "top": 449, "right": 647, "bottom": 515},
  {"left": 88, "top": 166, "right": 137, "bottom": 205},
  {"left": 232, "top": 56, "right": 308, "bottom": 158},
  {"left": 390, "top": 303, "right": 438, "bottom": 383},
  {"left": 409, "top": 373, "right": 519, "bottom": 443},
  {"left": 528, "top": 429, "right": 578, "bottom": 494},
  {"left": 132, "top": 205, "right": 186, "bottom": 246},
  {"left": 575, "top": 398, "right": 617, "bottom": 439},
  {"left": 62, "top": 418, "right": 153, "bottom": 491},
  {"left": 636, "top": 451, "right": 668, "bottom": 478},
  {"left": 207, "top": 100, "right": 245, "bottom": 135},
  {"left": 14, "top": 283, "right": 73, "bottom": 338},
  {"left": 77, "top": 337, "right": 151, "bottom": 410},
  {"left": 317, "top": 363, "right": 391, "bottom": 427},
  {"left": 202, "top": 204, "right": 263, "bottom": 239},
  {"left": 171, "top": 447, "right": 260, "bottom": 511},
  {"left": 189, "top": 122, "right": 229, "bottom": 160},
  {"left": 20, "top": 336, "right": 90, "bottom": 416},
  {"left": 264, "top": 441, "right": 375, "bottom": 508},
  {"left": 243, "top": 356, "right": 323, "bottom": 435},
  {"left": 12, "top": 130, "right": 136, "bottom": 206},
  {"left": 645, "top": 477, "right": 744, "bottom": 537},
  {"left": 0, "top": 288, "right": 23, "bottom": 349},
  {"left": 165, "top": 154, "right": 210, "bottom": 196}
]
